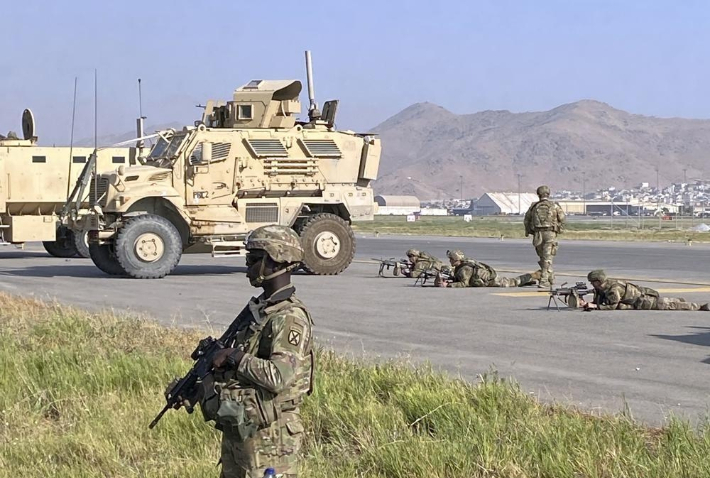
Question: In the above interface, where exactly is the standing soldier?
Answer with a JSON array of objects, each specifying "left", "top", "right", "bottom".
[
  {"left": 189, "top": 225, "right": 314, "bottom": 477},
  {"left": 524, "top": 185, "right": 565, "bottom": 288}
]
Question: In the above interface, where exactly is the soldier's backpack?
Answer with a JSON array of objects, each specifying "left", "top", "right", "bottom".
[
  {"left": 532, "top": 201, "right": 558, "bottom": 229},
  {"left": 464, "top": 260, "right": 497, "bottom": 282}
]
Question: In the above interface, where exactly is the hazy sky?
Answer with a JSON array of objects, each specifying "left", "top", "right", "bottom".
[{"left": 1, "top": 0, "right": 708, "bottom": 146}]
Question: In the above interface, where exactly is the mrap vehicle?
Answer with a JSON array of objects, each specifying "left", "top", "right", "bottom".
[{"left": 70, "top": 51, "right": 381, "bottom": 278}]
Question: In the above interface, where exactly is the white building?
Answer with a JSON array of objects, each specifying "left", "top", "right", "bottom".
[
  {"left": 472, "top": 193, "right": 538, "bottom": 215},
  {"left": 374, "top": 195, "right": 421, "bottom": 215}
]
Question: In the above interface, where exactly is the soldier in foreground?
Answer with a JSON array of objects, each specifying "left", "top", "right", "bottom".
[
  {"left": 524, "top": 185, "right": 566, "bottom": 288},
  {"left": 436, "top": 249, "right": 541, "bottom": 288},
  {"left": 178, "top": 225, "right": 314, "bottom": 477},
  {"left": 404, "top": 249, "right": 446, "bottom": 278},
  {"left": 579, "top": 270, "right": 710, "bottom": 311}
]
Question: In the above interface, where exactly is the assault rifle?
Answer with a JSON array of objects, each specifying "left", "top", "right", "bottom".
[
  {"left": 416, "top": 266, "right": 454, "bottom": 286},
  {"left": 149, "top": 304, "right": 250, "bottom": 429},
  {"left": 547, "top": 281, "right": 595, "bottom": 310},
  {"left": 372, "top": 257, "right": 411, "bottom": 277}
]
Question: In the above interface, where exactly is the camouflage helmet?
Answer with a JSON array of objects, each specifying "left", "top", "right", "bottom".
[
  {"left": 447, "top": 249, "right": 465, "bottom": 261},
  {"left": 406, "top": 248, "right": 421, "bottom": 257},
  {"left": 536, "top": 185, "right": 551, "bottom": 197},
  {"left": 245, "top": 225, "right": 304, "bottom": 263},
  {"left": 587, "top": 269, "right": 607, "bottom": 282}
]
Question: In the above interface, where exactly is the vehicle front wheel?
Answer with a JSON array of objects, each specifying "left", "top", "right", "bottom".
[
  {"left": 115, "top": 214, "right": 183, "bottom": 279},
  {"left": 296, "top": 213, "right": 355, "bottom": 275}
]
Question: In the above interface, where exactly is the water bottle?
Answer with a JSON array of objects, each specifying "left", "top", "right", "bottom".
[{"left": 263, "top": 467, "right": 277, "bottom": 478}]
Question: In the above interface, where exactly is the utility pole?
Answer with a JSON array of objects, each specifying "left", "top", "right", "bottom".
[
  {"left": 517, "top": 174, "right": 522, "bottom": 214},
  {"left": 683, "top": 168, "right": 687, "bottom": 184},
  {"left": 656, "top": 166, "right": 661, "bottom": 229},
  {"left": 459, "top": 175, "right": 463, "bottom": 201},
  {"left": 582, "top": 178, "right": 586, "bottom": 215}
]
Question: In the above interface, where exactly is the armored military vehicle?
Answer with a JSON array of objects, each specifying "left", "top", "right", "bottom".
[
  {"left": 0, "top": 109, "right": 137, "bottom": 257},
  {"left": 72, "top": 51, "right": 380, "bottom": 278}
]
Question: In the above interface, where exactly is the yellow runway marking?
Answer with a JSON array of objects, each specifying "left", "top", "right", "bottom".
[{"left": 492, "top": 287, "right": 710, "bottom": 298}]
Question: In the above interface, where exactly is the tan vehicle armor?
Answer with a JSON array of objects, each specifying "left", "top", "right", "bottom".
[{"left": 67, "top": 51, "right": 381, "bottom": 278}]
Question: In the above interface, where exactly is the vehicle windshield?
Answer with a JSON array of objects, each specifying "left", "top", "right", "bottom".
[{"left": 146, "top": 133, "right": 188, "bottom": 165}]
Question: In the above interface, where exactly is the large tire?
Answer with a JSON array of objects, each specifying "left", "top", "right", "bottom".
[
  {"left": 89, "top": 243, "right": 127, "bottom": 276},
  {"left": 43, "top": 226, "right": 79, "bottom": 258},
  {"left": 297, "top": 213, "right": 355, "bottom": 275},
  {"left": 115, "top": 214, "right": 182, "bottom": 279},
  {"left": 73, "top": 230, "right": 90, "bottom": 258}
]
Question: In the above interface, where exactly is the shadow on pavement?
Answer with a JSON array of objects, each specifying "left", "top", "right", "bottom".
[
  {"left": 0, "top": 250, "right": 50, "bottom": 259},
  {"left": 651, "top": 326, "right": 710, "bottom": 364},
  {"left": 0, "top": 264, "right": 248, "bottom": 278}
]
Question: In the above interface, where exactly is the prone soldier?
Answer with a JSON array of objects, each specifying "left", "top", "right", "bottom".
[
  {"left": 405, "top": 249, "right": 446, "bottom": 279},
  {"left": 437, "top": 249, "right": 541, "bottom": 288},
  {"left": 579, "top": 269, "right": 709, "bottom": 311}
]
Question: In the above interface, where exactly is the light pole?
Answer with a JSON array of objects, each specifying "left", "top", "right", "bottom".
[
  {"left": 582, "top": 178, "right": 586, "bottom": 215},
  {"left": 656, "top": 166, "right": 661, "bottom": 228},
  {"left": 459, "top": 175, "right": 463, "bottom": 201},
  {"left": 517, "top": 174, "right": 522, "bottom": 214}
]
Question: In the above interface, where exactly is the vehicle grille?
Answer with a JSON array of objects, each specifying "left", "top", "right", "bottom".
[
  {"left": 245, "top": 139, "right": 288, "bottom": 157},
  {"left": 245, "top": 203, "right": 279, "bottom": 223},
  {"left": 300, "top": 139, "right": 342, "bottom": 158},
  {"left": 89, "top": 177, "right": 110, "bottom": 205}
]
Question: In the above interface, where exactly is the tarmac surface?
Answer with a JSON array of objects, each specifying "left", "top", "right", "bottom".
[{"left": 1, "top": 235, "right": 710, "bottom": 425}]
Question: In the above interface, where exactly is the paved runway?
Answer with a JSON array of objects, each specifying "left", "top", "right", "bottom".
[{"left": 1, "top": 235, "right": 709, "bottom": 425}]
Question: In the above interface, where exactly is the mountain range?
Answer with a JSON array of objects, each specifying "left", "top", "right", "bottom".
[
  {"left": 371, "top": 100, "right": 710, "bottom": 199},
  {"left": 74, "top": 101, "right": 710, "bottom": 200}
]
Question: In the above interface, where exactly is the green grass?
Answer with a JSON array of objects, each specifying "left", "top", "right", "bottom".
[
  {"left": 2, "top": 293, "right": 710, "bottom": 477},
  {"left": 353, "top": 216, "right": 710, "bottom": 243}
]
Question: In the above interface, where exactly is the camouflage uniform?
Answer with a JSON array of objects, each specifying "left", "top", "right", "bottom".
[
  {"left": 407, "top": 249, "right": 444, "bottom": 279},
  {"left": 208, "top": 226, "right": 314, "bottom": 478},
  {"left": 588, "top": 270, "right": 709, "bottom": 311},
  {"left": 446, "top": 250, "right": 539, "bottom": 288},
  {"left": 524, "top": 185, "right": 565, "bottom": 288}
]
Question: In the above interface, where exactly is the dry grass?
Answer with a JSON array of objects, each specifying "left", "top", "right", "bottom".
[{"left": 2, "top": 293, "right": 710, "bottom": 477}]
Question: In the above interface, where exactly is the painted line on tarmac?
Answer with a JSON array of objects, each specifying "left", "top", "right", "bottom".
[
  {"left": 355, "top": 260, "right": 710, "bottom": 287},
  {"left": 493, "top": 287, "right": 710, "bottom": 298}
]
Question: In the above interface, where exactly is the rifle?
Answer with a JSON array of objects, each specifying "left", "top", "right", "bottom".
[
  {"left": 372, "top": 257, "right": 411, "bottom": 277},
  {"left": 149, "top": 304, "right": 251, "bottom": 429},
  {"left": 547, "top": 281, "right": 594, "bottom": 310},
  {"left": 416, "top": 266, "right": 453, "bottom": 286}
]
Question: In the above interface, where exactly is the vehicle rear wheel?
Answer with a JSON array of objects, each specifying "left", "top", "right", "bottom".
[
  {"left": 89, "top": 243, "right": 127, "bottom": 276},
  {"left": 296, "top": 213, "right": 355, "bottom": 275},
  {"left": 43, "top": 226, "right": 79, "bottom": 258},
  {"left": 73, "top": 230, "right": 90, "bottom": 258},
  {"left": 115, "top": 214, "right": 183, "bottom": 279}
]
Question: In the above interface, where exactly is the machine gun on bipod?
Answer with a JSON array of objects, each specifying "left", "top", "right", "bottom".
[
  {"left": 547, "top": 281, "right": 595, "bottom": 310},
  {"left": 416, "top": 266, "right": 454, "bottom": 287},
  {"left": 372, "top": 257, "right": 412, "bottom": 277}
]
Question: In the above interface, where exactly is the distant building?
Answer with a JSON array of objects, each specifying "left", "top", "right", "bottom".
[
  {"left": 374, "top": 195, "right": 421, "bottom": 215},
  {"left": 472, "top": 193, "right": 538, "bottom": 215}
]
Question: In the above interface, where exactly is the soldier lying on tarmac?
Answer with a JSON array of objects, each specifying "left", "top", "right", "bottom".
[
  {"left": 436, "top": 250, "right": 541, "bottom": 288},
  {"left": 405, "top": 249, "right": 446, "bottom": 279},
  {"left": 579, "top": 270, "right": 710, "bottom": 311}
]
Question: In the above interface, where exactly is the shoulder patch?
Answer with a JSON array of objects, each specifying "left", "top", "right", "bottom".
[{"left": 288, "top": 328, "right": 302, "bottom": 346}]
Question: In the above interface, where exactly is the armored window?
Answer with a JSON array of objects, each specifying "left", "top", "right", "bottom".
[
  {"left": 237, "top": 104, "right": 253, "bottom": 120},
  {"left": 73, "top": 156, "right": 87, "bottom": 163},
  {"left": 112, "top": 156, "right": 126, "bottom": 164},
  {"left": 32, "top": 156, "right": 46, "bottom": 163}
]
